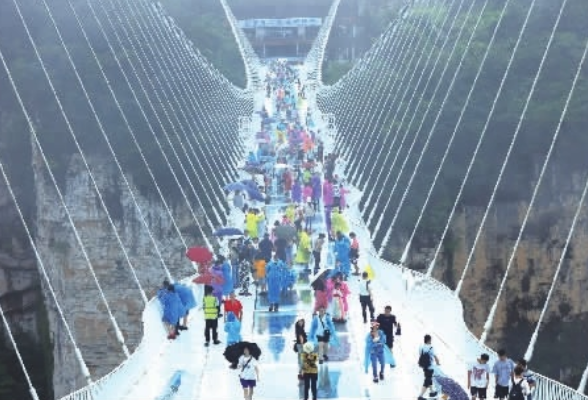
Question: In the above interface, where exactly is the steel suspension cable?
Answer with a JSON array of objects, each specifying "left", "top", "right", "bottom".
[
  {"left": 121, "top": 0, "right": 228, "bottom": 226},
  {"left": 0, "top": 151, "right": 92, "bottom": 386},
  {"left": 378, "top": 0, "right": 474, "bottom": 254},
  {"left": 137, "top": 2, "right": 237, "bottom": 216},
  {"left": 479, "top": 0, "right": 576, "bottom": 343},
  {"left": 65, "top": 0, "right": 175, "bottom": 282},
  {"left": 367, "top": 0, "right": 459, "bottom": 230},
  {"left": 423, "top": 0, "right": 521, "bottom": 278},
  {"left": 37, "top": 0, "right": 158, "bottom": 304},
  {"left": 398, "top": 0, "right": 490, "bottom": 265},
  {"left": 452, "top": 0, "right": 545, "bottom": 300},
  {"left": 339, "top": 17, "right": 422, "bottom": 174},
  {"left": 0, "top": 0, "right": 130, "bottom": 356},
  {"left": 523, "top": 31, "right": 588, "bottom": 365},
  {"left": 100, "top": 0, "right": 214, "bottom": 240},
  {"left": 85, "top": 0, "right": 190, "bottom": 252},
  {"left": 349, "top": 1, "right": 444, "bottom": 186}
]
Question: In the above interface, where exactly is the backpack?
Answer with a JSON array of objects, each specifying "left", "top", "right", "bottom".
[
  {"left": 509, "top": 377, "right": 525, "bottom": 400},
  {"left": 418, "top": 347, "right": 432, "bottom": 369}
]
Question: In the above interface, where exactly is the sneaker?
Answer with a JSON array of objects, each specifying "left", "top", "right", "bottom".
[
  {"left": 178, "top": 326, "right": 188, "bottom": 331},
  {"left": 373, "top": 377, "right": 378, "bottom": 383},
  {"left": 379, "top": 372, "right": 384, "bottom": 380},
  {"left": 204, "top": 342, "right": 210, "bottom": 347},
  {"left": 390, "top": 363, "right": 395, "bottom": 368},
  {"left": 213, "top": 340, "right": 221, "bottom": 345},
  {"left": 167, "top": 333, "right": 176, "bottom": 340},
  {"left": 418, "top": 397, "right": 426, "bottom": 400}
]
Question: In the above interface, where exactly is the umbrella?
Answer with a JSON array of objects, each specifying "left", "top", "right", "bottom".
[
  {"left": 309, "top": 268, "right": 334, "bottom": 288},
  {"left": 224, "top": 182, "right": 249, "bottom": 192},
  {"left": 274, "top": 225, "right": 297, "bottom": 241},
  {"left": 186, "top": 247, "right": 213, "bottom": 264},
  {"left": 224, "top": 341, "right": 262, "bottom": 368},
  {"left": 193, "top": 271, "right": 224, "bottom": 286},
  {"left": 241, "top": 166, "right": 264, "bottom": 175},
  {"left": 214, "top": 227, "right": 244, "bottom": 237},
  {"left": 240, "top": 179, "right": 259, "bottom": 190}
]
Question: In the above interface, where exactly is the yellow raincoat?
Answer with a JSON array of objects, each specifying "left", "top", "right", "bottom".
[
  {"left": 331, "top": 209, "right": 349, "bottom": 234},
  {"left": 246, "top": 212, "right": 260, "bottom": 238},
  {"left": 294, "top": 230, "right": 311, "bottom": 264}
]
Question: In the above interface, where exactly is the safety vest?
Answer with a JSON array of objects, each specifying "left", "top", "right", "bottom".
[{"left": 203, "top": 295, "right": 218, "bottom": 320}]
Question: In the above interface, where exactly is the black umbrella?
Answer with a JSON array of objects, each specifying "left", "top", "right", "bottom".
[
  {"left": 309, "top": 268, "right": 334, "bottom": 289},
  {"left": 275, "top": 225, "right": 297, "bottom": 241},
  {"left": 223, "top": 341, "right": 262, "bottom": 368}
]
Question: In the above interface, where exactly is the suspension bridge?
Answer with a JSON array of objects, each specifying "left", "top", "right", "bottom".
[{"left": 0, "top": 0, "right": 587, "bottom": 399}]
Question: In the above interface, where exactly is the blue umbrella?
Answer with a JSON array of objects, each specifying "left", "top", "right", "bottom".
[
  {"left": 240, "top": 179, "right": 259, "bottom": 189},
  {"left": 224, "top": 182, "right": 249, "bottom": 192},
  {"left": 214, "top": 227, "right": 244, "bottom": 237}
]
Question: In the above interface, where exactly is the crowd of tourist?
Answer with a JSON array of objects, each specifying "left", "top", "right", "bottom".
[{"left": 153, "top": 60, "right": 537, "bottom": 400}]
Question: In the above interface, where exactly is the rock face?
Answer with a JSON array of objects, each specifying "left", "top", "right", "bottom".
[
  {"left": 399, "top": 164, "right": 588, "bottom": 385},
  {"left": 0, "top": 177, "right": 41, "bottom": 340},
  {"left": 32, "top": 148, "right": 201, "bottom": 398}
]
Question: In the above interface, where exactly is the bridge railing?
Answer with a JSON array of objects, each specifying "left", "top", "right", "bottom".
[
  {"left": 57, "top": 273, "right": 202, "bottom": 400},
  {"left": 343, "top": 186, "right": 588, "bottom": 400}
]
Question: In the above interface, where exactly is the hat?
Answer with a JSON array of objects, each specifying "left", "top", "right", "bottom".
[{"left": 303, "top": 342, "right": 315, "bottom": 353}]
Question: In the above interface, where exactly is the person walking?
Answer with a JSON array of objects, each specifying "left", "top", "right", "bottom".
[
  {"left": 224, "top": 311, "right": 242, "bottom": 346},
  {"left": 358, "top": 272, "right": 375, "bottom": 324},
  {"left": 509, "top": 366, "right": 531, "bottom": 400},
  {"left": 492, "top": 350, "right": 515, "bottom": 400},
  {"left": 376, "top": 305, "right": 399, "bottom": 364},
  {"left": 238, "top": 345, "right": 259, "bottom": 400},
  {"left": 301, "top": 342, "right": 319, "bottom": 400},
  {"left": 468, "top": 353, "right": 491, "bottom": 400},
  {"left": 224, "top": 292, "right": 243, "bottom": 322},
  {"left": 203, "top": 285, "right": 221, "bottom": 347},
  {"left": 312, "top": 233, "right": 325, "bottom": 274},
  {"left": 295, "top": 319, "right": 308, "bottom": 379},
  {"left": 418, "top": 334, "right": 440, "bottom": 400},
  {"left": 364, "top": 321, "right": 395, "bottom": 383},
  {"left": 517, "top": 359, "right": 536, "bottom": 400},
  {"left": 309, "top": 307, "right": 338, "bottom": 364}
]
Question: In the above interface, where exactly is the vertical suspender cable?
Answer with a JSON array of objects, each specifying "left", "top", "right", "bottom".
[
  {"left": 9, "top": 0, "right": 130, "bottom": 357},
  {"left": 0, "top": 50, "right": 93, "bottom": 386},
  {"left": 524, "top": 34, "right": 588, "bottom": 365}
]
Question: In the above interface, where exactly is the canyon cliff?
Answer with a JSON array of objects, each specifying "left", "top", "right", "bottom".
[
  {"left": 31, "top": 145, "right": 202, "bottom": 398},
  {"left": 397, "top": 163, "right": 588, "bottom": 387}
]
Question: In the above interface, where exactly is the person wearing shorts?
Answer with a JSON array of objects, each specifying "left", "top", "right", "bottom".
[
  {"left": 469, "top": 353, "right": 491, "bottom": 399},
  {"left": 238, "top": 346, "right": 259, "bottom": 400}
]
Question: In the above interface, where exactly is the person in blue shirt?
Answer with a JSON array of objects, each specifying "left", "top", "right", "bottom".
[
  {"left": 492, "top": 349, "right": 516, "bottom": 400},
  {"left": 418, "top": 334, "right": 441, "bottom": 400}
]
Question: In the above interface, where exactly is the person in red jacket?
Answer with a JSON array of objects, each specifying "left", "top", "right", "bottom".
[{"left": 224, "top": 292, "right": 243, "bottom": 322}]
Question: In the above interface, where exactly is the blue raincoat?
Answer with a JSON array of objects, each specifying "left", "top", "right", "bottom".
[
  {"left": 221, "top": 262, "right": 234, "bottom": 296},
  {"left": 364, "top": 330, "right": 395, "bottom": 376},
  {"left": 224, "top": 311, "right": 242, "bottom": 345},
  {"left": 159, "top": 288, "right": 183, "bottom": 326},
  {"left": 309, "top": 313, "right": 339, "bottom": 346},
  {"left": 335, "top": 236, "right": 351, "bottom": 276},
  {"left": 174, "top": 284, "right": 197, "bottom": 315},
  {"left": 266, "top": 259, "right": 284, "bottom": 304}
]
